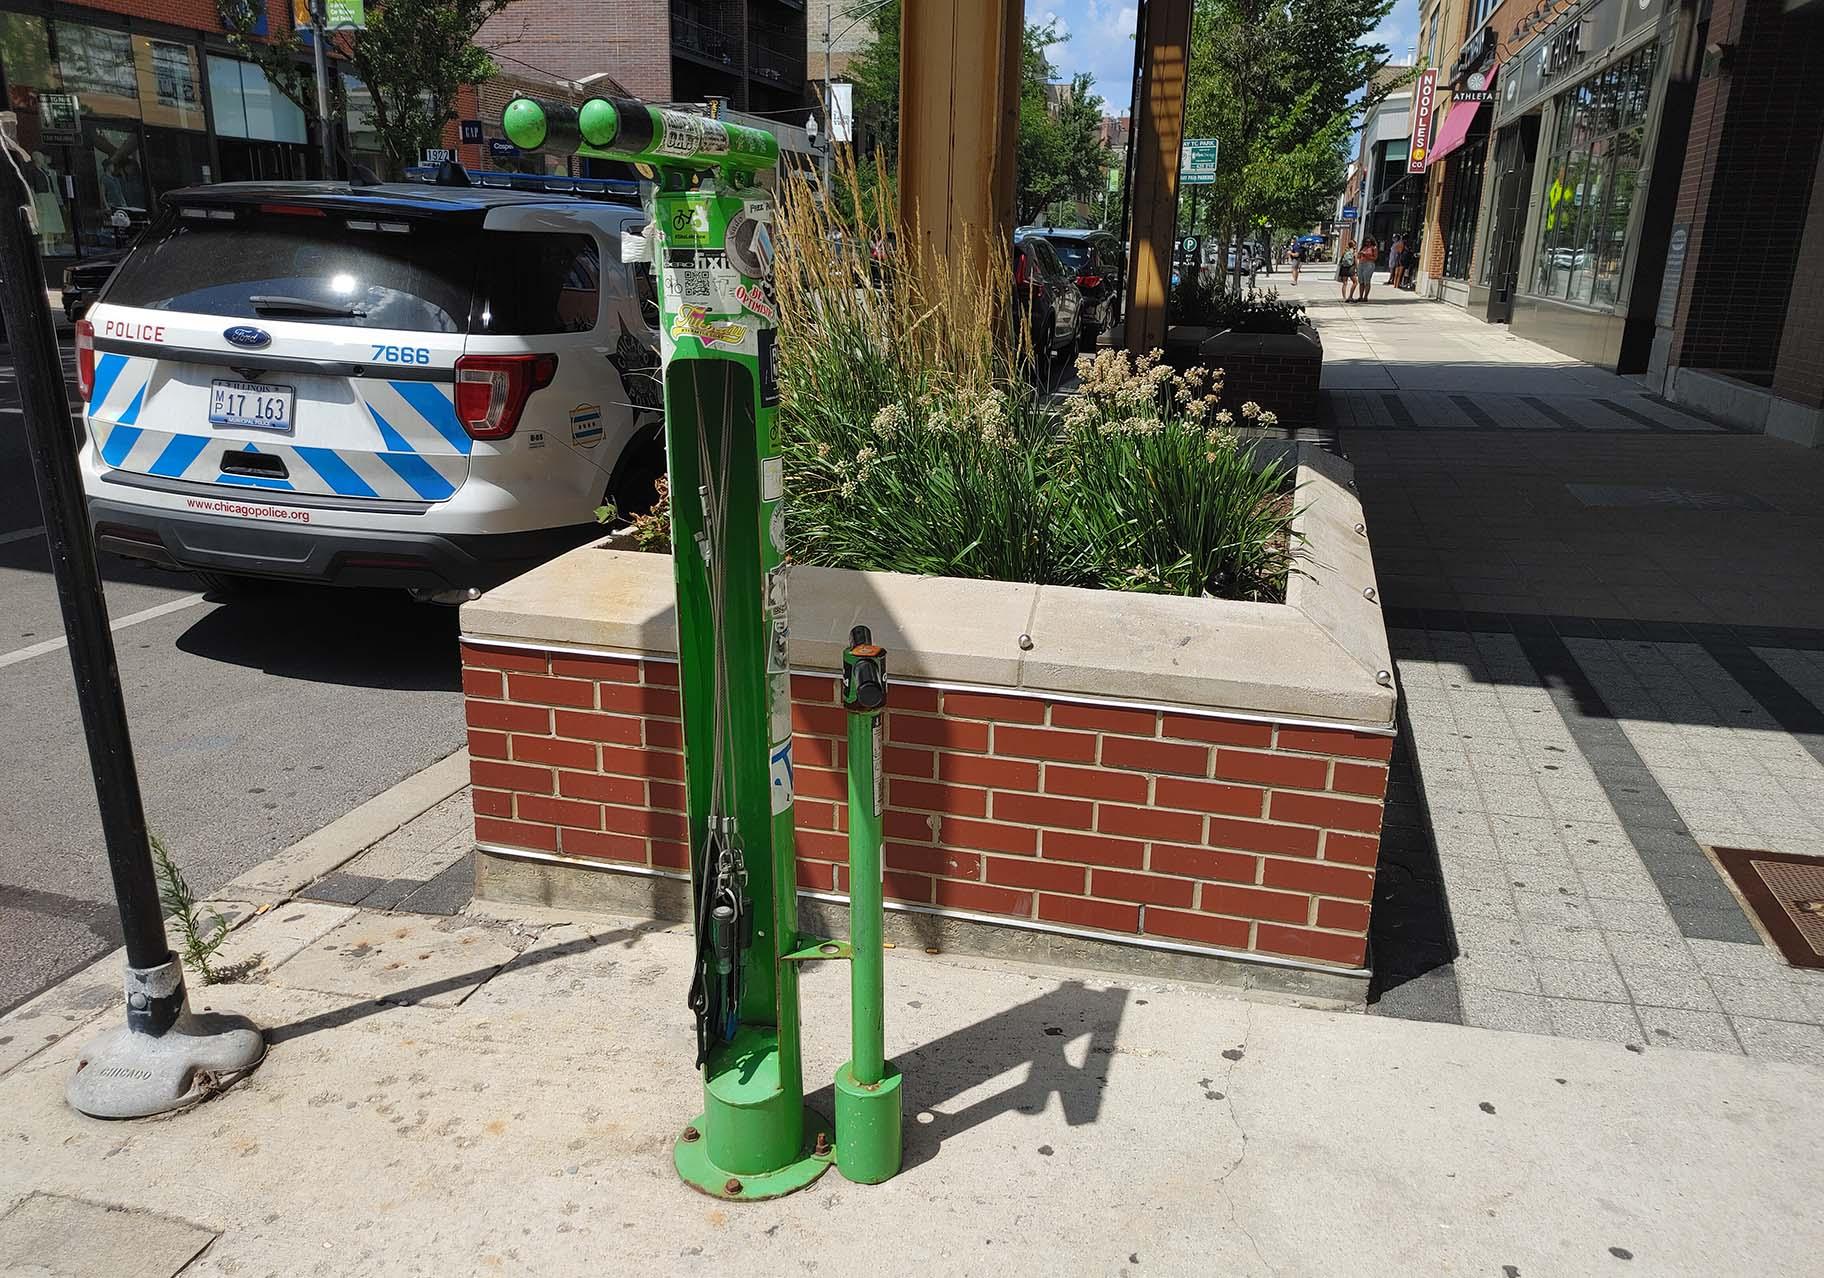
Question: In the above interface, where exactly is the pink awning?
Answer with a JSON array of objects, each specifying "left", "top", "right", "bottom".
[
  {"left": 1426, "top": 99, "right": 1481, "bottom": 167},
  {"left": 1426, "top": 63, "right": 1499, "bottom": 169}
]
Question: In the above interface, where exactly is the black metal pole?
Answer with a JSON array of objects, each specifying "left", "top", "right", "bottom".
[{"left": 0, "top": 137, "right": 177, "bottom": 1022}]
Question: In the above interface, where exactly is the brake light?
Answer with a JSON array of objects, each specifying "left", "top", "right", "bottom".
[
  {"left": 75, "top": 320, "right": 96, "bottom": 401},
  {"left": 1014, "top": 252, "right": 1028, "bottom": 286},
  {"left": 1077, "top": 274, "right": 1102, "bottom": 289},
  {"left": 454, "top": 354, "right": 558, "bottom": 440}
]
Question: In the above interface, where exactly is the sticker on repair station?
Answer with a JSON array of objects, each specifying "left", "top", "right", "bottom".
[
  {"left": 768, "top": 739, "right": 794, "bottom": 814},
  {"left": 735, "top": 282, "right": 777, "bottom": 322},
  {"left": 670, "top": 306, "right": 747, "bottom": 349}
]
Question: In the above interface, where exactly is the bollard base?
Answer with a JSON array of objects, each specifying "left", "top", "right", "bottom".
[
  {"left": 673, "top": 1108, "right": 834, "bottom": 1200},
  {"left": 834, "top": 1060, "right": 904, "bottom": 1184},
  {"left": 67, "top": 1005, "right": 265, "bottom": 1119}
]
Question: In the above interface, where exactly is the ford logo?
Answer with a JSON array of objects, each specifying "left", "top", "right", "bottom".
[{"left": 224, "top": 326, "right": 271, "bottom": 350}]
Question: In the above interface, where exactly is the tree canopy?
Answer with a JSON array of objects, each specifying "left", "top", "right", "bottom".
[
  {"left": 844, "top": 7, "right": 1112, "bottom": 226},
  {"left": 221, "top": 0, "right": 517, "bottom": 177},
  {"left": 1183, "top": 0, "right": 1400, "bottom": 258}
]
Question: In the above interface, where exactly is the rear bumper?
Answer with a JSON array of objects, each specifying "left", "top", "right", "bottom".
[{"left": 89, "top": 496, "right": 597, "bottom": 592}]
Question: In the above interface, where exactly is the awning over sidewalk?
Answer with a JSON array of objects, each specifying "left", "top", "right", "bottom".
[{"left": 1426, "top": 63, "right": 1499, "bottom": 168}]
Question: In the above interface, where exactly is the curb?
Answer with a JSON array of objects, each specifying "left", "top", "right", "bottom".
[
  {"left": 221, "top": 748, "right": 471, "bottom": 900},
  {"left": 0, "top": 749, "right": 470, "bottom": 1076}
]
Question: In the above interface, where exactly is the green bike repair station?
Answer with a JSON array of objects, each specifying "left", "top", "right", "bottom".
[{"left": 503, "top": 95, "right": 904, "bottom": 1199}]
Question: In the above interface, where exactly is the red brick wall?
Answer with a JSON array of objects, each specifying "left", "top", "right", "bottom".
[
  {"left": 65, "top": 0, "right": 288, "bottom": 39},
  {"left": 476, "top": 0, "right": 673, "bottom": 100},
  {"left": 461, "top": 642, "right": 1392, "bottom": 971},
  {"left": 1669, "top": 0, "right": 1824, "bottom": 378}
]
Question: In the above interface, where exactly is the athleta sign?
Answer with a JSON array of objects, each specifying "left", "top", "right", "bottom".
[{"left": 1407, "top": 69, "right": 1439, "bottom": 174}]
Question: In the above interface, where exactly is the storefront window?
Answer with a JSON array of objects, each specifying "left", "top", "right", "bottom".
[
  {"left": 1531, "top": 42, "right": 1658, "bottom": 309},
  {"left": 0, "top": 11, "right": 76, "bottom": 255},
  {"left": 1441, "top": 135, "right": 1489, "bottom": 280},
  {"left": 207, "top": 55, "right": 308, "bottom": 144},
  {"left": 133, "top": 36, "right": 206, "bottom": 132},
  {"left": 56, "top": 22, "right": 138, "bottom": 121}
]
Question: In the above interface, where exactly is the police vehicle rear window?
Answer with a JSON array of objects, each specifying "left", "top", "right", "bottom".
[{"left": 104, "top": 209, "right": 476, "bottom": 333}]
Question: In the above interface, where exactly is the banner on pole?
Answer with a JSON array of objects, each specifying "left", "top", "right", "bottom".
[{"left": 1407, "top": 68, "right": 1439, "bottom": 174}]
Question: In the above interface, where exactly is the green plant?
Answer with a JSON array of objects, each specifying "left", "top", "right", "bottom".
[
  {"left": 152, "top": 835, "right": 257, "bottom": 984},
  {"left": 1059, "top": 350, "right": 1298, "bottom": 600},
  {"left": 1171, "top": 282, "right": 1306, "bottom": 334}
]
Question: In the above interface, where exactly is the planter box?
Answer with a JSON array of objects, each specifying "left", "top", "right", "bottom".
[
  {"left": 458, "top": 445, "right": 1394, "bottom": 1001},
  {"left": 1195, "top": 322, "right": 1323, "bottom": 431}
]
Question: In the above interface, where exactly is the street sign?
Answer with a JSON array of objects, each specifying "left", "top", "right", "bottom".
[
  {"left": 38, "top": 92, "right": 80, "bottom": 143},
  {"left": 487, "top": 138, "right": 520, "bottom": 158},
  {"left": 422, "top": 147, "right": 456, "bottom": 164},
  {"left": 1340, "top": 205, "right": 1358, "bottom": 222},
  {"left": 459, "top": 120, "right": 483, "bottom": 143},
  {"left": 1180, "top": 137, "right": 1218, "bottom": 185},
  {"left": 326, "top": 0, "right": 365, "bottom": 29}
]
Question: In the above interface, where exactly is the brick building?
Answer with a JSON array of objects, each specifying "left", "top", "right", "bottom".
[{"left": 478, "top": 0, "right": 811, "bottom": 119}]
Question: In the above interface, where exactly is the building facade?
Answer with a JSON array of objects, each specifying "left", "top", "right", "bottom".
[
  {"left": 478, "top": 0, "right": 810, "bottom": 119},
  {"left": 1404, "top": 0, "right": 1823, "bottom": 448},
  {"left": 0, "top": 0, "right": 346, "bottom": 265},
  {"left": 1347, "top": 69, "right": 1421, "bottom": 254}
]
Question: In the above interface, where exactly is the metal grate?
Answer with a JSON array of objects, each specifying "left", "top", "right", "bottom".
[{"left": 1710, "top": 846, "right": 1824, "bottom": 969}]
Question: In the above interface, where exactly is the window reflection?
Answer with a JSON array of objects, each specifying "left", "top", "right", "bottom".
[{"left": 1531, "top": 44, "right": 1658, "bottom": 309}]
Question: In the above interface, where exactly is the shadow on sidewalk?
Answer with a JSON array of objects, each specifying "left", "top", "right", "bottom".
[{"left": 807, "top": 978, "right": 1129, "bottom": 1172}]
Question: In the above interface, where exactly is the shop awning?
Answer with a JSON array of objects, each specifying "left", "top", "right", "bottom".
[{"left": 1426, "top": 63, "right": 1499, "bottom": 168}]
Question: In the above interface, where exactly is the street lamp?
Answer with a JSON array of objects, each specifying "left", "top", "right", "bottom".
[{"left": 822, "top": 0, "right": 896, "bottom": 189}]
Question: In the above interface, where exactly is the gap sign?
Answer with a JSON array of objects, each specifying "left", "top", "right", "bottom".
[{"left": 1407, "top": 68, "right": 1439, "bottom": 174}]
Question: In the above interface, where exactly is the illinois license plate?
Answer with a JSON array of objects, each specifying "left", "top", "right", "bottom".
[{"left": 209, "top": 379, "right": 294, "bottom": 432}]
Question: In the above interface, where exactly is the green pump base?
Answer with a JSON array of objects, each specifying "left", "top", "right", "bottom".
[
  {"left": 673, "top": 1109, "right": 834, "bottom": 1201},
  {"left": 834, "top": 1060, "right": 904, "bottom": 1184}
]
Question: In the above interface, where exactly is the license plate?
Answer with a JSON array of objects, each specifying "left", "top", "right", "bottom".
[{"left": 209, "top": 380, "right": 294, "bottom": 432}]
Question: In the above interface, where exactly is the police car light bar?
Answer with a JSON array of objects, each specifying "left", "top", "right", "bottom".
[{"left": 401, "top": 166, "right": 643, "bottom": 200}]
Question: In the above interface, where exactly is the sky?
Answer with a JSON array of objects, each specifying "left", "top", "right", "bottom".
[{"left": 1033, "top": 0, "right": 1422, "bottom": 116}]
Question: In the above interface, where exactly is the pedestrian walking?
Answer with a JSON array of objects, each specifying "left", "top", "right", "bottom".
[
  {"left": 1387, "top": 234, "right": 1407, "bottom": 290},
  {"left": 1354, "top": 237, "right": 1379, "bottom": 301},
  {"left": 1289, "top": 240, "right": 1302, "bottom": 284},
  {"left": 1337, "top": 240, "right": 1358, "bottom": 301}
]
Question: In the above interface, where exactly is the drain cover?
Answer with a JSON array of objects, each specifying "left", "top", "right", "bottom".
[{"left": 1709, "top": 847, "right": 1824, "bottom": 969}]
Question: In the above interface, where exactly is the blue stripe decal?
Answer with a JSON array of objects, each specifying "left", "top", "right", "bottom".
[
  {"left": 366, "top": 402, "right": 415, "bottom": 453},
  {"left": 391, "top": 381, "right": 472, "bottom": 455},
  {"left": 88, "top": 354, "right": 127, "bottom": 414},
  {"left": 147, "top": 433, "right": 210, "bottom": 477},
  {"left": 100, "top": 425, "right": 143, "bottom": 468},
  {"left": 295, "top": 446, "right": 379, "bottom": 498},
  {"left": 115, "top": 382, "right": 148, "bottom": 427},
  {"left": 377, "top": 452, "right": 456, "bottom": 501},
  {"left": 216, "top": 473, "right": 295, "bottom": 490}
]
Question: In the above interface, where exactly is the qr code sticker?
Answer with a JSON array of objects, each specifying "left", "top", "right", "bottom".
[{"left": 679, "top": 270, "right": 712, "bottom": 299}]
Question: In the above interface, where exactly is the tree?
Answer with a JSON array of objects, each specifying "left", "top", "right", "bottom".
[
  {"left": 844, "top": 0, "right": 902, "bottom": 167},
  {"left": 1183, "top": 0, "right": 1400, "bottom": 287},
  {"left": 221, "top": 0, "right": 518, "bottom": 177}
]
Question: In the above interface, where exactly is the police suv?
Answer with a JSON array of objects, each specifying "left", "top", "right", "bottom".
[{"left": 78, "top": 171, "right": 663, "bottom": 600}]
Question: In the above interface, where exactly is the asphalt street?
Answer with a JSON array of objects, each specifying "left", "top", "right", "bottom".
[{"left": 0, "top": 340, "right": 468, "bottom": 1014}]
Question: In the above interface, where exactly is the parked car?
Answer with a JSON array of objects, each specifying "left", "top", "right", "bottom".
[
  {"left": 77, "top": 172, "right": 663, "bottom": 602},
  {"left": 62, "top": 247, "right": 133, "bottom": 324},
  {"left": 1011, "top": 230, "right": 1083, "bottom": 380},
  {"left": 1022, "top": 227, "right": 1123, "bottom": 347}
]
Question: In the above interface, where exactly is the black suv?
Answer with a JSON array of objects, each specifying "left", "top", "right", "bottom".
[{"left": 1024, "top": 228, "right": 1124, "bottom": 346}]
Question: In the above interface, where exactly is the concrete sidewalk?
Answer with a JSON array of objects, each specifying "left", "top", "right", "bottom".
[
  {"left": 2, "top": 765, "right": 1820, "bottom": 1275},
  {"left": 1282, "top": 273, "right": 1824, "bottom": 1058}
]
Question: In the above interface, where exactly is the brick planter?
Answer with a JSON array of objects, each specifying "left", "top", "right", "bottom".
[
  {"left": 1164, "top": 322, "right": 1323, "bottom": 432},
  {"left": 459, "top": 445, "right": 1395, "bottom": 998}
]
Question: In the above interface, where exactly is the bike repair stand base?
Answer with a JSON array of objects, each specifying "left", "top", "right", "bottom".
[
  {"left": 66, "top": 957, "right": 266, "bottom": 1119},
  {"left": 672, "top": 1025, "right": 834, "bottom": 1200}
]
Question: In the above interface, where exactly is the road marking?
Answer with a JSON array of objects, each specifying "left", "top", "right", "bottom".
[
  {"left": 0, "top": 593, "right": 208, "bottom": 669},
  {"left": 0, "top": 525, "right": 46, "bottom": 546}
]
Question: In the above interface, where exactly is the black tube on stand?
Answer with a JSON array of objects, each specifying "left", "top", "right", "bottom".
[{"left": 2, "top": 117, "right": 263, "bottom": 1115}]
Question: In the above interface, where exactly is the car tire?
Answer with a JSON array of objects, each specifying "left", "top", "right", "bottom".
[
  {"left": 1078, "top": 323, "right": 1100, "bottom": 353},
  {"left": 607, "top": 434, "right": 667, "bottom": 518}
]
